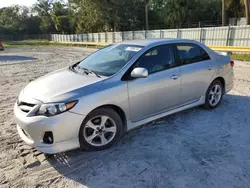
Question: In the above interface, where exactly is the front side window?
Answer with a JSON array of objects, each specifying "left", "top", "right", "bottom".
[
  {"left": 176, "top": 43, "right": 210, "bottom": 65},
  {"left": 136, "top": 45, "right": 175, "bottom": 74},
  {"left": 78, "top": 44, "right": 143, "bottom": 76}
]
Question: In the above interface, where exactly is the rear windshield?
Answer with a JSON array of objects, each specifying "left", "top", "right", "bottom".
[{"left": 78, "top": 44, "right": 143, "bottom": 76}]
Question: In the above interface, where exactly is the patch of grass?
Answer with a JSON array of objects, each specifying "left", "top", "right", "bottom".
[
  {"left": 3, "top": 40, "right": 51, "bottom": 47},
  {"left": 3, "top": 40, "right": 103, "bottom": 49},
  {"left": 230, "top": 54, "right": 250, "bottom": 61}
]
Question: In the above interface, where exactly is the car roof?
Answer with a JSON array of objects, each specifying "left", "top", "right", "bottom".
[{"left": 117, "top": 38, "right": 198, "bottom": 47}]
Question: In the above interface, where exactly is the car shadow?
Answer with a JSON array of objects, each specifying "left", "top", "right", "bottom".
[
  {"left": 45, "top": 93, "right": 250, "bottom": 187},
  {"left": 0, "top": 55, "right": 37, "bottom": 62}
]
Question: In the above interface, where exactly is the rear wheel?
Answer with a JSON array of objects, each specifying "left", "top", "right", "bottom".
[
  {"left": 79, "top": 108, "right": 123, "bottom": 151},
  {"left": 203, "top": 80, "right": 223, "bottom": 109}
]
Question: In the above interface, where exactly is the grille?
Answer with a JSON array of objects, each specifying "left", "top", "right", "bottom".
[{"left": 18, "top": 101, "right": 36, "bottom": 113}]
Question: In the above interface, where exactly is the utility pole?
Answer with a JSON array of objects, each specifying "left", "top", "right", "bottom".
[
  {"left": 144, "top": 0, "right": 149, "bottom": 30},
  {"left": 244, "top": 0, "right": 250, "bottom": 25},
  {"left": 222, "top": 0, "right": 225, "bottom": 26}
]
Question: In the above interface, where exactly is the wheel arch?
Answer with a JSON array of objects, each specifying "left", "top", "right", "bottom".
[
  {"left": 212, "top": 77, "right": 225, "bottom": 94},
  {"left": 85, "top": 104, "right": 127, "bottom": 132}
]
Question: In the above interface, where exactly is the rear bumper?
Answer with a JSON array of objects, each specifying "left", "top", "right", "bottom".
[{"left": 14, "top": 102, "right": 85, "bottom": 154}]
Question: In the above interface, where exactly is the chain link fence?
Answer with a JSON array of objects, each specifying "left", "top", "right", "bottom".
[{"left": 0, "top": 34, "right": 50, "bottom": 41}]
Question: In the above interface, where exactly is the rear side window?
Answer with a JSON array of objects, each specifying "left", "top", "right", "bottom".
[
  {"left": 175, "top": 43, "right": 210, "bottom": 65},
  {"left": 136, "top": 45, "right": 175, "bottom": 74}
]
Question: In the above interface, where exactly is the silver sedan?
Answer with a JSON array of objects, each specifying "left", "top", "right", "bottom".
[{"left": 14, "top": 39, "right": 234, "bottom": 154}]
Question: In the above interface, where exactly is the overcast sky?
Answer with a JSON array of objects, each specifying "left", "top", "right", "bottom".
[
  {"left": 0, "top": 0, "right": 37, "bottom": 8},
  {"left": 0, "top": 0, "right": 67, "bottom": 8}
]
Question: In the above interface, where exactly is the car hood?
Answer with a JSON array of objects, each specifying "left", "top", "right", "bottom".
[{"left": 23, "top": 67, "right": 105, "bottom": 102}]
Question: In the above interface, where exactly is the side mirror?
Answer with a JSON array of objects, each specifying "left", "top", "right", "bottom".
[{"left": 130, "top": 67, "right": 148, "bottom": 78}]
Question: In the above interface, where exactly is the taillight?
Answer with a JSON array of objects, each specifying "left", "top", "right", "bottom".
[{"left": 230, "top": 60, "right": 234, "bottom": 67}]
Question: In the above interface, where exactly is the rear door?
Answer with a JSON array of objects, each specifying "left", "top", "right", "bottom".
[
  {"left": 174, "top": 43, "right": 216, "bottom": 104},
  {"left": 127, "top": 44, "right": 182, "bottom": 122}
]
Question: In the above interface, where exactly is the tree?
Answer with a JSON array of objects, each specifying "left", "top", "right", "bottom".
[
  {"left": 33, "top": 0, "right": 55, "bottom": 33},
  {"left": 0, "top": 0, "right": 247, "bottom": 35},
  {"left": 33, "top": 0, "right": 51, "bottom": 17},
  {"left": 0, "top": 6, "right": 21, "bottom": 33},
  {"left": 72, "top": 0, "right": 107, "bottom": 33},
  {"left": 51, "top": 2, "right": 71, "bottom": 33},
  {"left": 162, "top": 0, "right": 189, "bottom": 28},
  {"left": 40, "top": 16, "right": 52, "bottom": 32}
]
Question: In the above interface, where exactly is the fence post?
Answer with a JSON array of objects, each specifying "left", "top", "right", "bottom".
[
  {"left": 121, "top": 31, "right": 124, "bottom": 41},
  {"left": 160, "top": 30, "right": 163, "bottom": 38},
  {"left": 199, "top": 27, "right": 203, "bottom": 43},
  {"left": 226, "top": 26, "right": 231, "bottom": 46},
  {"left": 113, "top": 32, "right": 115, "bottom": 43},
  {"left": 177, "top": 29, "right": 180, "bottom": 38}
]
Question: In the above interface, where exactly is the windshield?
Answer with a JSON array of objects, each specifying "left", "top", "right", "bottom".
[{"left": 77, "top": 44, "right": 143, "bottom": 76}]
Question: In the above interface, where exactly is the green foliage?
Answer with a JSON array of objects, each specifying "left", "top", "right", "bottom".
[
  {"left": 0, "top": 6, "right": 21, "bottom": 33},
  {"left": 40, "top": 16, "right": 52, "bottom": 33},
  {"left": 0, "top": 5, "right": 41, "bottom": 34},
  {"left": 231, "top": 54, "right": 250, "bottom": 61},
  {"left": 160, "top": 0, "right": 221, "bottom": 28},
  {"left": 73, "top": 0, "right": 106, "bottom": 33},
  {"left": 54, "top": 16, "right": 70, "bottom": 34},
  {"left": 226, "top": 0, "right": 245, "bottom": 18},
  {"left": 0, "top": 0, "right": 248, "bottom": 35},
  {"left": 33, "top": 0, "right": 52, "bottom": 17},
  {"left": 51, "top": 2, "right": 71, "bottom": 33}
]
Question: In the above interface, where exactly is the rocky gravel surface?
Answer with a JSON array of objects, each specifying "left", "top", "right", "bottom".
[{"left": 0, "top": 47, "right": 250, "bottom": 188}]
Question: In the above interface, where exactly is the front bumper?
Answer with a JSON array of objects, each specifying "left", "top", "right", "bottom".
[
  {"left": 225, "top": 81, "right": 234, "bottom": 94},
  {"left": 14, "top": 102, "right": 85, "bottom": 154}
]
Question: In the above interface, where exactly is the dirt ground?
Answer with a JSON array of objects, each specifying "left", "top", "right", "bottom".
[{"left": 0, "top": 47, "right": 250, "bottom": 188}]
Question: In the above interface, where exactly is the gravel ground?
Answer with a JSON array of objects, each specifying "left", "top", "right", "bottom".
[{"left": 0, "top": 47, "right": 250, "bottom": 188}]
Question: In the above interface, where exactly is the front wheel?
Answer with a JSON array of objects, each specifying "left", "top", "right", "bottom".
[
  {"left": 79, "top": 108, "right": 123, "bottom": 151},
  {"left": 203, "top": 80, "right": 223, "bottom": 109}
]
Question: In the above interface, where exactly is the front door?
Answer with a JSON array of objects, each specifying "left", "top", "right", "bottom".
[{"left": 127, "top": 44, "right": 181, "bottom": 122}]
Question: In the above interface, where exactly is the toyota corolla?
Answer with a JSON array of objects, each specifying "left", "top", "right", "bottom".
[{"left": 14, "top": 39, "right": 234, "bottom": 154}]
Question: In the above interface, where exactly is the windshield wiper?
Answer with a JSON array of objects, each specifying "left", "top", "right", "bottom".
[
  {"left": 75, "top": 66, "right": 101, "bottom": 78},
  {"left": 87, "top": 69, "right": 101, "bottom": 78}
]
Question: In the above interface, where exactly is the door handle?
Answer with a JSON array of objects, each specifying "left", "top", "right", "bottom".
[
  {"left": 170, "top": 74, "right": 180, "bottom": 80},
  {"left": 208, "top": 65, "right": 212, "bottom": 70}
]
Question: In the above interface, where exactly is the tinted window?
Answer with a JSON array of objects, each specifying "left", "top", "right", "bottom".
[
  {"left": 78, "top": 44, "right": 143, "bottom": 76},
  {"left": 136, "top": 45, "right": 175, "bottom": 74},
  {"left": 176, "top": 43, "right": 210, "bottom": 65}
]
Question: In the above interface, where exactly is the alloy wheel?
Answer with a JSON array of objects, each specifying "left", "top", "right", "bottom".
[
  {"left": 83, "top": 115, "right": 117, "bottom": 146},
  {"left": 208, "top": 84, "right": 222, "bottom": 106}
]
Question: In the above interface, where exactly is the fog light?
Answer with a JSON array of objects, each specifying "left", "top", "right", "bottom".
[{"left": 43, "top": 131, "right": 54, "bottom": 144}]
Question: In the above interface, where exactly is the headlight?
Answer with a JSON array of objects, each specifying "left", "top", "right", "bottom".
[{"left": 36, "top": 101, "right": 78, "bottom": 117}]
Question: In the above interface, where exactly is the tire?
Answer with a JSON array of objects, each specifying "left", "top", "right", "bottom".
[
  {"left": 203, "top": 80, "right": 223, "bottom": 109},
  {"left": 79, "top": 107, "right": 123, "bottom": 151}
]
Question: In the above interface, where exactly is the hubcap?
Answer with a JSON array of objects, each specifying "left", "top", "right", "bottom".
[
  {"left": 83, "top": 115, "right": 117, "bottom": 146},
  {"left": 209, "top": 84, "right": 222, "bottom": 106}
]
